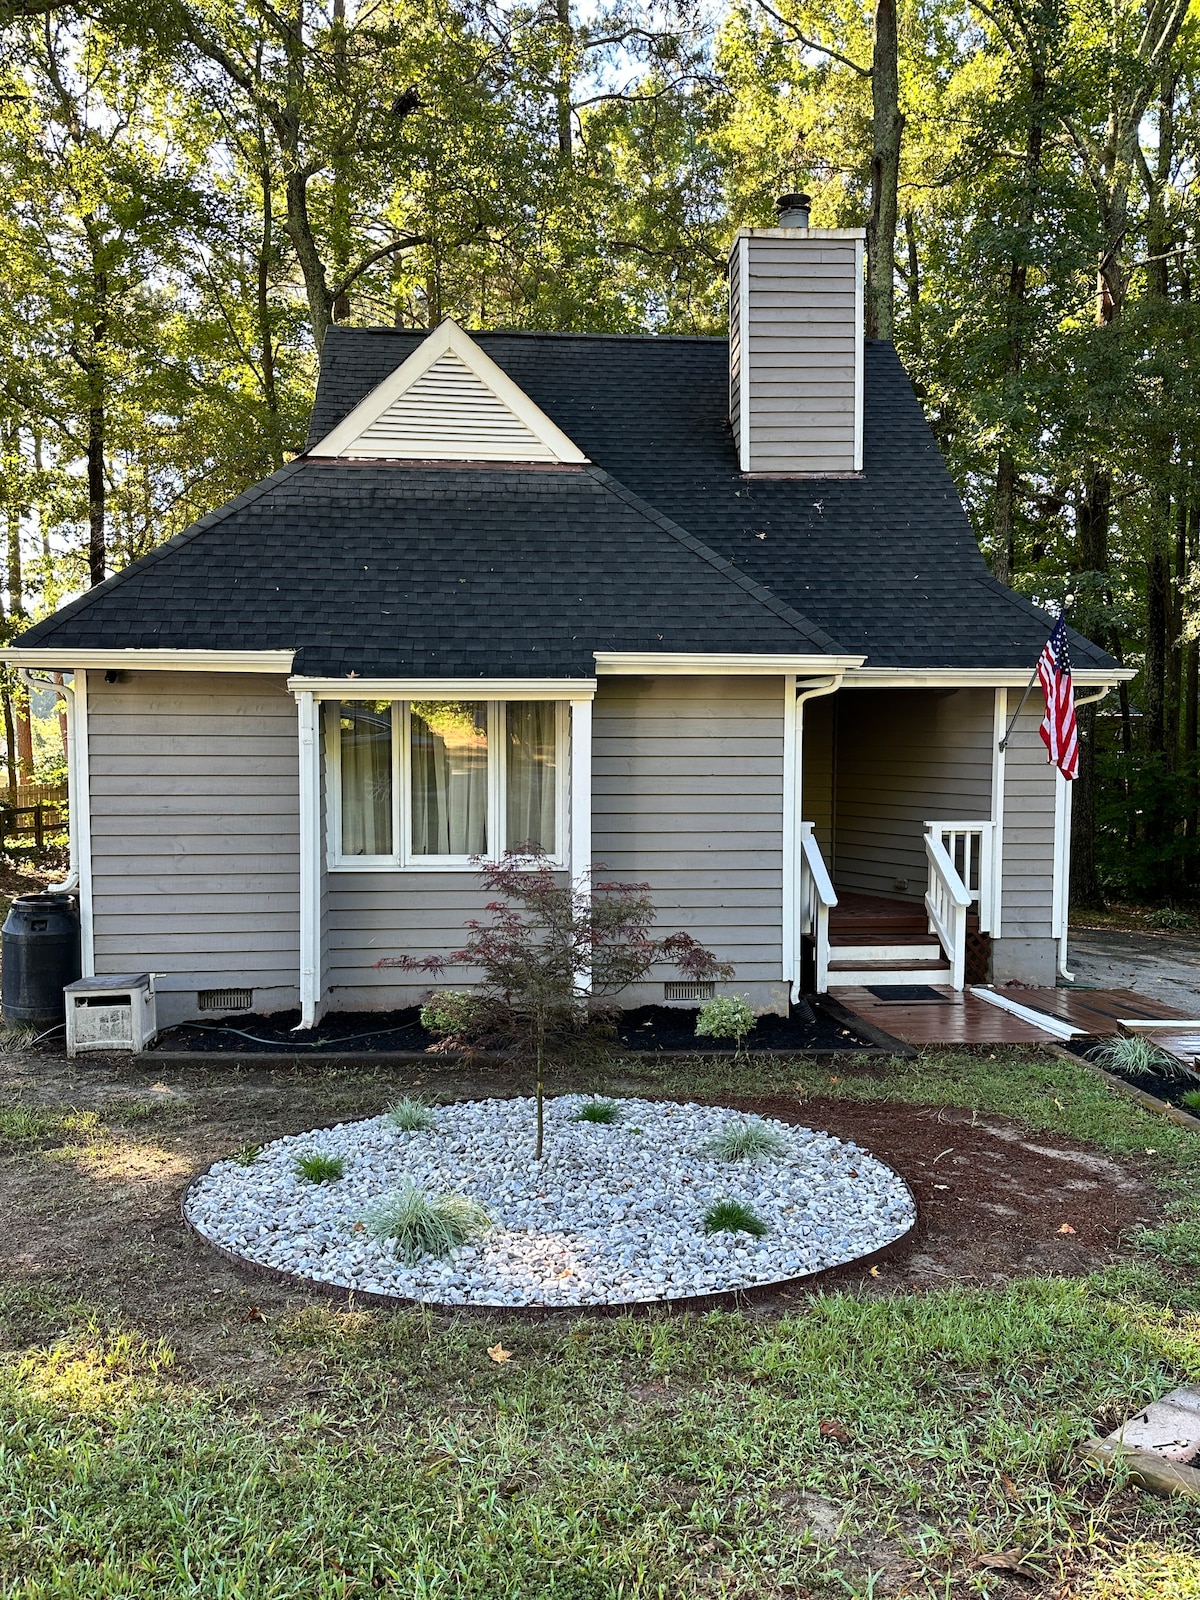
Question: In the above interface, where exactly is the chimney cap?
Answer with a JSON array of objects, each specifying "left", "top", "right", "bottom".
[{"left": 775, "top": 191, "right": 812, "bottom": 227}]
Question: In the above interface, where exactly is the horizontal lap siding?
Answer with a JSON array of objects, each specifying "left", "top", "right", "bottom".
[
  {"left": 324, "top": 876, "right": 505, "bottom": 1003},
  {"left": 832, "top": 689, "right": 994, "bottom": 900},
  {"left": 87, "top": 672, "right": 300, "bottom": 1001},
  {"left": 592, "top": 676, "right": 785, "bottom": 992},
  {"left": 1001, "top": 696, "right": 1056, "bottom": 939}
]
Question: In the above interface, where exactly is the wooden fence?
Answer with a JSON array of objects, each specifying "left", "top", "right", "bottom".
[{"left": 0, "top": 789, "right": 67, "bottom": 855}]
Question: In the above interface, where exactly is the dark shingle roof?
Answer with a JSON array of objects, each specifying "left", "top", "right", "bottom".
[
  {"left": 19, "top": 458, "right": 836, "bottom": 676},
  {"left": 19, "top": 325, "right": 1114, "bottom": 671}
]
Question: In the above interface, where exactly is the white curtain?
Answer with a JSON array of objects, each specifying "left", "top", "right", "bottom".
[
  {"left": 506, "top": 701, "right": 557, "bottom": 853},
  {"left": 339, "top": 701, "right": 393, "bottom": 856},
  {"left": 410, "top": 701, "right": 489, "bottom": 856}
]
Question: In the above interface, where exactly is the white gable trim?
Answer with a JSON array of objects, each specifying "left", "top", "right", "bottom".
[{"left": 308, "top": 319, "right": 589, "bottom": 464}]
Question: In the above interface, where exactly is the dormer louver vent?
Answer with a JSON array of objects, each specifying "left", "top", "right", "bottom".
[
  {"left": 310, "top": 318, "right": 588, "bottom": 465},
  {"left": 729, "top": 219, "right": 865, "bottom": 476}
]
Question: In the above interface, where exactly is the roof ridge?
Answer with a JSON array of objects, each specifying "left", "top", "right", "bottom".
[
  {"left": 324, "top": 326, "right": 728, "bottom": 345},
  {"left": 19, "top": 462, "right": 307, "bottom": 645},
  {"left": 968, "top": 570, "right": 1116, "bottom": 668},
  {"left": 584, "top": 465, "right": 844, "bottom": 654}
]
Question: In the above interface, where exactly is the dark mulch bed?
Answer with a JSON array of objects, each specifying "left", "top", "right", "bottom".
[
  {"left": 150, "top": 1003, "right": 873, "bottom": 1057},
  {"left": 1062, "top": 1039, "right": 1200, "bottom": 1112}
]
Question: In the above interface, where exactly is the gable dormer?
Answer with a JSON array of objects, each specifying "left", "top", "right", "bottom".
[
  {"left": 309, "top": 318, "right": 588, "bottom": 464},
  {"left": 729, "top": 195, "right": 865, "bottom": 476}
]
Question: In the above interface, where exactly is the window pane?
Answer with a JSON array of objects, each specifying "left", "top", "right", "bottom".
[
  {"left": 339, "top": 701, "right": 393, "bottom": 856},
  {"left": 506, "top": 702, "right": 557, "bottom": 854},
  {"left": 410, "top": 701, "right": 488, "bottom": 856}
]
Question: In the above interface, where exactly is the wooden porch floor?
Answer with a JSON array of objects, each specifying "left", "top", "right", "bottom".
[{"left": 835, "top": 984, "right": 1191, "bottom": 1049}]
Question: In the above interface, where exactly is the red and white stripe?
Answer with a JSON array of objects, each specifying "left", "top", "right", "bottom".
[{"left": 1037, "top": 621, "right": 1078, "bottom": 779}]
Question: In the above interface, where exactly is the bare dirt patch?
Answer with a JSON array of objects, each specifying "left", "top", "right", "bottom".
[{"left": 0, "top": 1049, "right": 1161, "bottom": 1403}]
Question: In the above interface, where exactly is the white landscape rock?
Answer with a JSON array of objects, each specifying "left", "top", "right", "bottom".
[{"left": 184, "top": 1096, "right": 915, "bottom": 1307}]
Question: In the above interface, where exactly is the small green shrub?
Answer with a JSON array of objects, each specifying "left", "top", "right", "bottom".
[
  {"left": 1182, "top": 1088, "right": 1200, "bottom": 1112},
  {"left": 1145, "top": 906, "right": 1196, "bottom": 931},
  {"left": 695, "top": 995, "right": 756, "bottom": 1053},
  {"left": 231, "top": 1141, "right": 261, "bottom": 1167},
  {"left": 1088, "top": 1034, "right": 1192, "bottom": 1081},
  {"left": 365, "top": 1184, "right": 492, "bottom": 1263},
  {"left": 420, "top": 990, "right": 478, "bottom": 1036},
  {"left": 573, "top": 1099, "right": 622, "bottom": 1124},
  {"left": 293, "top": 1151, "right": 345, "bottom": 1183},
  {"left": 702, "top": 1198, "right": 768, "bottom": 1238},
  {"left": 385, "top": 1096, "right": 435, "bottom": 1132},
  {"left": 703, "top": 1118, "right": 787, "bottom": 1162}
]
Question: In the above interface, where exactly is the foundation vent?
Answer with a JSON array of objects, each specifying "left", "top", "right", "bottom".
[
  {"left": 663, "top": 981, "right": 716, "bottom": 1002},
  {"left": 198, "top": 987, "right": 253, "bottom": 1013}
]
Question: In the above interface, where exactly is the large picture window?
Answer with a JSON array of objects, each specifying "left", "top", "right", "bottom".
[{"left": 327, "top": 699, "right": 565, "bottom": 869}]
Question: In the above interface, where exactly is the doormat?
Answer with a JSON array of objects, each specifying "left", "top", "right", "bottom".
[{"left": 865, "top": 985, "right": 951, "bottom": 1003}]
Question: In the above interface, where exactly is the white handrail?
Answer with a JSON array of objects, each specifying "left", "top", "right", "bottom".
[
  {"left": 799, "top": 822, "right": 837, "bottom": 993},
  {"left": 925, "top": 820, "right": 995, "bottom": 934},
  {"left": 923, "top": 831, "right": 971, "bottom": 990}
]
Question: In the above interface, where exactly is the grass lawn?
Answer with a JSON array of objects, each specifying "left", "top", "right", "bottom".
[{"left": 1, "top": 1046, "right": 1199, "bottom": 1598}]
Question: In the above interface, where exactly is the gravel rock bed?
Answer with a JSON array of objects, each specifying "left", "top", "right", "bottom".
[{"left": 184, "top": 1096, "right": 915, "bottom": 1307}]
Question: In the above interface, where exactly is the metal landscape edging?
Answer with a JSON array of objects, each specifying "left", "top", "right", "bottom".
[{"left": 1047, "top": 1044, "right": 1200, "bottom": 1135}]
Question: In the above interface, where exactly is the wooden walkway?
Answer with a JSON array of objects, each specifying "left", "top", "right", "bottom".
[{"left": 836, "top": 983, "right": 1191, "bottom": 1049}]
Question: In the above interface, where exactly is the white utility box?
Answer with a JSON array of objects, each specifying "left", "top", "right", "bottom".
[{"left": 65, "top": 974, "right": 157, "bottom": 1056}]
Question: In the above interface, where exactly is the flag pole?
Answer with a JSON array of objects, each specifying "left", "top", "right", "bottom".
[{"left": 998, "top": 604, "right": 1068, "bottom": 753}]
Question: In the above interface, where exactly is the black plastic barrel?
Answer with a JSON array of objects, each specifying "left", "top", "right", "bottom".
[{"left": 2, "top": 892, "right": 81, "bottom": 1025}]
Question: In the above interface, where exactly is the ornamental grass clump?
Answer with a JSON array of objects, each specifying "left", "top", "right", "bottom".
[
  {"left": 694, "top": 995, "right": 756, "bottom": 1057},
  {"left": 703, "top": 1118, "right": 788, "bottom": 1162},
  {"left": 366, "top": 1183, "right": 492, "bottom": 1264},
  {"left": 385, "top": 1096, "right": 435, "bottom": 1132},
  {"left": 1089, "top": 1034, "right": 1193, "bottom": 1081},
  {"left": 1182, "top": 1089, "right": 1200, "bottom": 1112},
  {"left": 293, "top": 1151, "right": 344, "bottom": 1183},
  {"left": 702, "top": 1198, "right": 769, "bottom": 1239},
  {"left": 573, "top": 1099, "right": 622, "bottom": 1124}
]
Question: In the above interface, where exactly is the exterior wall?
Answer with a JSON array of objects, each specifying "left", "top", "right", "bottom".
[
  {"left": 86, "top": 671, "right": 300, "bottom": 1026},
  {"left": 800, "top": 693, "right": 834, "bottom": 860},
  {"left": 830, "top": 688, "right": 995, "bottom": 901},
  {"left": 323, "top": 874, "right": 496, "bottom": 1007},
  {"left": 734, "top": 232, "right": 862, "bottom": 474},
  {"left": 993, "top": 692, "right": 1059, "bottom": 985},
  {"left": 592, "top": 675, "right": 788, "bottom": 1014}
]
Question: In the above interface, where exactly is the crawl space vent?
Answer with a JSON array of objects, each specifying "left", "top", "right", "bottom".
[
  {"left": 199, "top": 987, "right": 253, "bottom": 1013},
  {"left": 663, "top": 981, "right": 715, "bottom": 1002}
]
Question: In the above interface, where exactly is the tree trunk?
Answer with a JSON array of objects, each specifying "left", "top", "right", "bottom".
[
  {"left": 256, "top": 150, "right": 284, "bottom": 471},
  {"left": 556, "top": 0, "right": 572, "bottom": 157},
  {"left": 2, "top": 674, "right": 16, "bottom": 803},
  {"left": 1071, "top": 468, "right": 1114, "bottom": 907},
  {"left": 285, "top": 169, "right": 334, "bottom": 356},
  {"left": 15, "top": 685, "right": 33, "bottom": 778},
  {"left": 864, "top": 0, "right": 902, "bottom": 341},
  {"left": 993, "top": 451, "right": 1016, "bottom": 585}
]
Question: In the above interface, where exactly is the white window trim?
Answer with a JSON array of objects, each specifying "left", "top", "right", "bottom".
[{"left": 326, "top": 698, "right": 568, "bottom": 873}]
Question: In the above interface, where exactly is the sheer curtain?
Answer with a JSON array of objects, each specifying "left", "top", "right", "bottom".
[
  {"left": 506, "top": 701, "right": 557, "bottom": 853},
  {"left": 410, "top": 701, "right": 489, "bottom": 856},
  {"left": 339, "top": 701, "right": 393, "bottom": 856}
]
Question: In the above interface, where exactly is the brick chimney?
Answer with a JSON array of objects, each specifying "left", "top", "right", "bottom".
[{"left": 729, "top": 197, "right": 865, "bottom": 475}]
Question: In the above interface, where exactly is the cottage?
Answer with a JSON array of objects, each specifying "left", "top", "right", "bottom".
[{"left": 2, "top": 210, "right": 1128, "bottom": 1029}]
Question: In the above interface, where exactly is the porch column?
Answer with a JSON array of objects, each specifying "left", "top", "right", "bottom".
[
  {"left": 296, "top": 689, "right": 322, "bottom": 1027},
  {"left": 570, "top": 697, "right": 592, "bottom": 992}
]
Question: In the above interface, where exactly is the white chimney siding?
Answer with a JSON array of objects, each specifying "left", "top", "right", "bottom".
[{"left": 729, "top": 227, "right": 865, "bottom": 476}]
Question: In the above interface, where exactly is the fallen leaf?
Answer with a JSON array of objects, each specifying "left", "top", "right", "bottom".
[
  {"left": 487, "top": 1343, "right": 513, "bottom": 1364},
  {"left": 352, "top": 1221, "right": 365, "bottom": 1233},
  {"left": 829, "top": 1075, "right": 839, "bottom": 1085},
  {"left": 1057, "top": 1223, "right": 1076, "bottom": 1235},
  {"left": 818, "top": 1418, "right": 851, "bottom": 1444},
  {"left": 1000, "top": 1473, "right": 1021, "bottom": 1501},
  {"left": 869, "top": 1266, "right": 881, "bottom": 1278},
  {"left": 978, "top": 1548, "right": 1037, "bottom": 1580},
  {"left": 934, "top": 1183, "right": 950, "bottom": 1190},
  {"left": 242, "top": 1306, "right": 266, "bottom": 1323}
]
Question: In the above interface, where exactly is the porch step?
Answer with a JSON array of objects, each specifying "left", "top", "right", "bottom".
[
  {"left": 827, "top": 941, "right": 943, "bottom": 964},
  {"left": 826, "top": 958, "right": 951, "bottom": 988}
]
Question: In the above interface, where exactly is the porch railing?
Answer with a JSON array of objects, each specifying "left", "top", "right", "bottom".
[
  {"left": 924, "top": 820, "right": 996, "bottom": 934},
  {"left": 923, "top": 831, "right": 972, "bottom": 990},
  {"left": 799, "top": 821, "right": 837, "bottom": 993}
]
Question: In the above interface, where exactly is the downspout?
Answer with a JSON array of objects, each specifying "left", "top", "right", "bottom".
[
  {"left": 788, "top": 675, "right": 842, "bottom": 1001},
  {"left": 18, "top": 667, "right": 78, "bottom": 892},
  {"left": 1056, "top": 683, "right": 1114, "bottom": 980}
]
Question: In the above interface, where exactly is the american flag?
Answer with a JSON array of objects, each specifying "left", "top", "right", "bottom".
[{"left": 1037, "top": 613, "right": 1078, "bottom": 779}]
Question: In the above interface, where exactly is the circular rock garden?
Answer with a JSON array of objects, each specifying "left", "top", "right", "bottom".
[{"left": 184, "top": 1095, "right": 916, "bottom": 1307}]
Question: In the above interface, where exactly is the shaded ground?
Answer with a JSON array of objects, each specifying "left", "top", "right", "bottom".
[
  {"left": 1067, "top": 926, "right": 1200, "bottom": 1015},
  {"left": 0, "top": 1048, "right": 1160, "bottom": 1384}
]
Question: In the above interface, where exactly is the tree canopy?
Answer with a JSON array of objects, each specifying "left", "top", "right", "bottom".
[{"left": 1, "top": 0, "right": 1198, "bottom": 899}]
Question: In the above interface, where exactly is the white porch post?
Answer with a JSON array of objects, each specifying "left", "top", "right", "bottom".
[
  {"left": 296, "top": 690, "right": 321, "bottom": 1027},
  {"left": 1054, "top": 768, "right": 1074, "bottom": 980},
  {"left": 70, "top": 670, "right": 94, "bottom": 976},
  {"left": 781, "top": 674, "right": 798, "bottom": 1000},
  {"left": 569, "top": 697, "right": 593, "bottom": 993}
]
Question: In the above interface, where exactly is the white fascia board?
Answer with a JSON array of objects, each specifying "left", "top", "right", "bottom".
[
  {"left": 0, "top": 647, "right": 295, "bottom": 673},
  {"left": 308, "top": 317, "right": 589, "bottom": 464},
  {"left": 288, "top": 676, "right": 597, "bottom": 701},
  {"left": 842, "top": 666, "right": 1135, "bottom": 688},
  {"left": 594, "top": 653, "right": 864, "bottom": 675}
]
